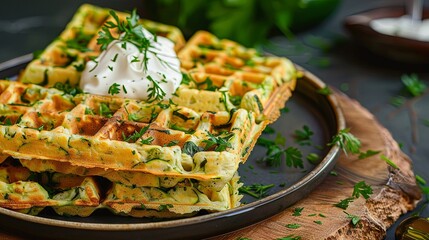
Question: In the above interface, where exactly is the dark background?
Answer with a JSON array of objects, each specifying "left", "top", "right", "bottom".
[{"left": 0, "top": 0, "right": 428, "bottom": 239}]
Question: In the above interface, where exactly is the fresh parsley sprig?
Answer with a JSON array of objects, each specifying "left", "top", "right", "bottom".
[
  {"left": 257, "top": 136, "right": 303, "bottom": 168},
  {"left": 328, "top": 128, "right": 361, "bottom": 156},
  {"left": 401, "top": 73, "right": 427, "bottom": 97}
]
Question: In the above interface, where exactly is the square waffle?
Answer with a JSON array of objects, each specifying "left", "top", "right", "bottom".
[{"left": 0, "top": 4, "right": 299, "bottom": 217}]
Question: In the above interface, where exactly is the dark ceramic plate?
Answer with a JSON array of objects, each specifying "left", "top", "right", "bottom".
[
  {"left": 0, "top": 55, "right": 345, "bottom": 240},
  {"left": 344, "top": 6, "right": 429, "bottom": 64}
]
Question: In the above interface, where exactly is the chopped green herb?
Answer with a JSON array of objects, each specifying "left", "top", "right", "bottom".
[
  {"left": 164, "top": 140, "right": 179, "bottom": 147},
  {"left": 108, "top": 83, "right": 121, "bottom": 95},
  {"left": 344, "top": 211, "right": 360, "bottom": 227},
  {"left": 401, "top": 73, "right": 427, "bottom": 97},
  {"left": 319, "top": 213, "right": 326, "bottom": 218},
  {"left": 183, "top": 141, "right": 203, "bottom": 157},
  {"left": 292, "top": 207, "right": 304, "bottom": 216},
  {"left": 330, "top": 170, "right": 338, "bottom": 176},
  {"left": 229, "top": 95, "right": 242, "bottom": 106},
  {"left": 352, "top": 181, "right": 373, "bottom": 199},
  {"left": 280, "top": 107, "right": 290, "bottom": 114},
  {"left": 53, "top": 81, "right": 82, "bottom": 96},
  {"left": 203, "top": 132, "right": 234, "bottom": 152},
  {"left": 294, "top": 125, "right": 313, "bottom": 146},
  {"left": 123, "top": 125, "right": 150, "bottom": 142},
  {"left": 308, "top": 213, "right": 317, "bottom": 217},
  {"left": 262, "top": 126, "right": 275, "bottom": 134},
  {"left": 196, "top": 77, "right": 218, "bottom": 91},
  {"left": 306, "top": 153, "right": 320, "bottom": 164},
  {"left": 416, "top": 175, "right": 427, "bottom": 186},
  {"left": 122, "top": 85, "right": 128, "bottom": 94},
  {"left": 158, "top": 204, "right": 173, "bottom": 211},
  {"left": 73, "top": 63, "right": 85, "bottom": 72},
  {"left": 285, "top": 223, "right": 301, "bottom": 229},
  {"left": 328, "top": 128, "right": 361, "bottom": 156},
  {"left": 277, "top": 235, "right": 302, "bottom": 240},
  {"left": 358, "top": 149, "right": 381, "bottom": 159},
  {"left": 313, "top": 220, "right": 322, "bottom": 225},
  {"left": 380, "top": 154, "right": 399, "bottom": 170},
  {"left": 317, "top": 86, "right": 332, "bottom": 95},
  {"left": 99, "top": 103, "right": 113, "bottom": 117},
  {"left": 334, "top": 197, "right": 355, "bottom": 210},
  {"left": 239, "top": 183, "right": 274, "bottom": 199},
  {"left": 147, "top": 75, "right": 166, "bottom": 102},
  {"left": 390, "top": 96, "right": 405, "bottom": 108}
]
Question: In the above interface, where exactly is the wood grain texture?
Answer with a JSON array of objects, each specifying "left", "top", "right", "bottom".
[
  {"left": 0, "top": 93, "right": 422, "bottom": 240},
  {"left": 211, "top": 93, "right": 422, "bottom": 240}
]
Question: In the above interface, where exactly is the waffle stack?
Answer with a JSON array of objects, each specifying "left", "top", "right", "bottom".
[{"left": 0, "top": 4, "right": 299, "bottom": 218}]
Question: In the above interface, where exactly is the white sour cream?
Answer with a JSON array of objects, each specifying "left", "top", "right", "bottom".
[
  {"left": 80, "top": 28, "right": 182, "bottom": 101},
  {"left": 370, "top": 16, "right": 429, "bottom": 42}
]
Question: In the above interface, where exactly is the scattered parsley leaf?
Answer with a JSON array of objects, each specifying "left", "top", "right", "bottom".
[
  {"left": 147, "top": 75, "right": 166, "bottom": 102},
  {"left": 329, "top": 170, "right": 338, "bottom": 176},
  {"left": 390, "top": 95, "right": 405, "bottom": 108},
  {"left": 158, "top": 204, "right": 173, "bottom": 211},
  {"left": 317, "top": 86, "right": 332, "bottom": 95},
  {"left": 183, "top": 141, "right": 203, "bottom": 157},
  {"left": 292, "top": 207, "right": 304, "bottom": 216},
  {"left": 285, "top": 223, "right": 301, "bottom": 229},
  {"left": 263, "top": 126, "right": 275, "bottom": 134},
  {"left": 358, "top": 149, "right": 381, "bottom": 159},
  {"left": 328, "top": 128, "right": 361, "bottom": 156},
  {"left": 344, "top": 211, "right": 360, "bottom": 227},
  {"left": 319, "top": 213, "right": 326, "bottom": 218},
  {"left": 308, "top": 213, "right": 317, "bottom": 217},
  {"left": 53, "top": 81, "right": 82, "bottom": 96},
  {"left": 416, "top": 175, "right": 427, "bottom": 186},
  {"left": 294, "top": 125, "right": 313, "bottom": 146},
  {"left": 108, "top": 83, "right": 121, "bottom": 95},
  {"left": 276, "top": 235, "right": 301, "bottom": 240},
  {"left": 334, "top": 197, "right": 355, "bottom": 210},
  {"left": 380, "top": 154, "right": 400, "bottom": 170},
  {"left": 401, "top": 73, "right": 427, "bottom": 97},
  {"left": 239, "top": 183, "right": 274, "bottom": 199},
  {"left": 285, "top": 147, "right": 304, "bottom": 168},
  {"left": 202, "top": 132, "right": 234, "bottom": 152},
  {"left": 280, "top": 107, "right": 290, "bottom": 114},
  {"left": 306, "top": 153, "right": 320, "bottom": 165},
  {"left": 352, "top": 181, "right": 373, "bottom": 199},
  {"left": 313, "top": 220, "right": 322, "bottom": 225},
  {"left": 99, "top": 103, "right": 113, "bottom": 117},
  {"left": 164, "top": 140, "right": 179, "bottom": 147}
]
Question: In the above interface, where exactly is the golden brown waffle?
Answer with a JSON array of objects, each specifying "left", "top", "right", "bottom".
[
  {"left": 0, "top": 158, "right": 242, "bottom": 217},
  {"left": 0, "top": 80, "right": 261, "bottom": 187},
  {"left": 174, "top": 31, "right": 298, "bottom": 122},
  {"left": 19, "top": 4, "right": 185, "bottom": 87},
  {"left": 0, "top": 5, "right": 299, "bottom": 218}
]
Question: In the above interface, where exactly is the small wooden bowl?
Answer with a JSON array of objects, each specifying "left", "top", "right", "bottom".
[{"left": 344, "top": 6, "right": 429, "bottom": 64}]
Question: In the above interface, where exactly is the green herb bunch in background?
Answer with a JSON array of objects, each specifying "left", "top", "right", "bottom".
[{"left": 144, "top": 0, "right": 341, "bottom": 46}]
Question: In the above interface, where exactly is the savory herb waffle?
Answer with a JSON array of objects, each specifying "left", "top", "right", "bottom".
[
  {"left": 174, "top": 31, "right": 298, "bottom": 122},
  {"left": 0, "top": 158, "right": 242, "bottom": 217},
  {"left": 19, "top": 4, "right": 185, "bottom": 87},
  {"left": 0, "top": 4, "right": 299, "bottom": 218}
]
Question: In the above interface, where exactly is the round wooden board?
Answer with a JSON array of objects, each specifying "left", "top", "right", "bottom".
[{"left": 210, "top": 92, "right": 422, "bottom": 240}]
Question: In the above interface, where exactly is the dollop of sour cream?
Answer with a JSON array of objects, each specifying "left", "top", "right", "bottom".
[
  {"left": 80, "top": 28, "right": 182, "bottom": 101},
  {"left": 370, "top": 16, "right": 429, "bottom": 42}
]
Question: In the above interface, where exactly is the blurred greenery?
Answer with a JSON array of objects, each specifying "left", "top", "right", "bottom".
[{"left": 144, "top": 0, "right": 341, "bottom": 46}]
